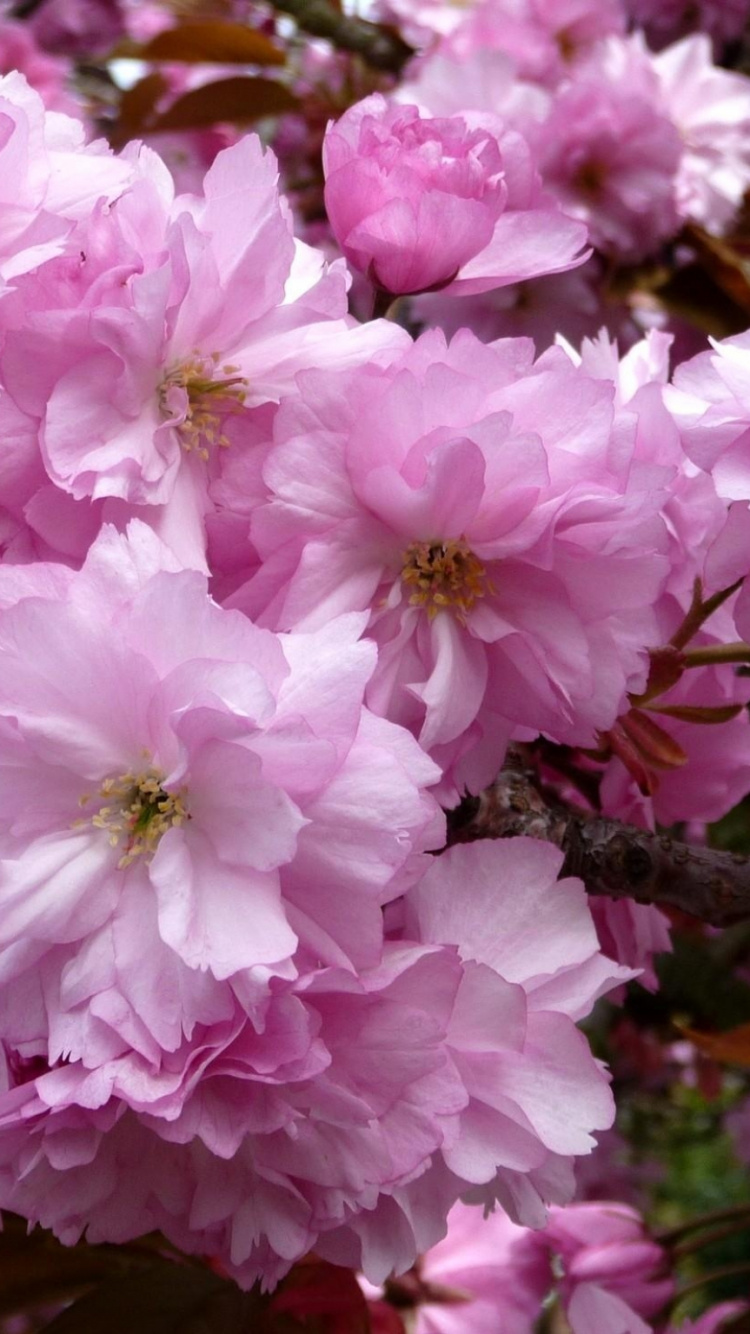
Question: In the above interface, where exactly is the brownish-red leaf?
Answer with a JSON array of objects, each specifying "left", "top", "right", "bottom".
[
  {"left": 682, "top": 1021, "right": 750, "bottom": 1069},
  {"left": 271, "top": 1257, "right": 372, "bottom": 1333},
  {"left": 115, "top": 71, "right": 168, "bottom": 139},
  {"left": 648, "top": 703, "right": 744, "bottom": 725},
  {"left": 685, "top": 222, "right": 750, "bottom": 316},
  {"left": 138, "top": 20, "right": 285, "bottom": 66},
  {"left": 620, "top": 709, "right": 688, "bottom": 771},
  {"left": 150, "top": 77, "right": 298, "bottom": 131}
]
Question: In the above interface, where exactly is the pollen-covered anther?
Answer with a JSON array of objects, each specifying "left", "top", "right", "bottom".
[
  {"left": 160, "top": 351, "right": 248, "bottom": 460},
  {"left": 401, "top": 538, "right": 489, "bottom": 621},
  {"left": 85, "top": 769, "right": 189, "bottom": 869}
]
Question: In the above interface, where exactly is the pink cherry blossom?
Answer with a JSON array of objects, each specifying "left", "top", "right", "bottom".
[
  {"left": 314, "top": 837, "right": 624, "bottom": 1276},
  {"left": 667, "top": 330, "right": 750, "bottom": 501},
  {"left": 537, "top": 38, "right": 682, "bottom": 261},
  {"left": 0, "top": 71, "right": 131, "bottom": 296},
  {"left": 234, "top": 327, "right": 670, "bottom": 801},
  {"left": 624, "top": 0, "right": 750, "bottom": 53},
  {"left": 0, "top": 131, "right": 406, "bottom": 568},
  {"left": 543, "top": 1202, "right": 674, "bottom": 1332},
  {"left": 0, "top": 18, "right": 77, "bottom": 112},
  {"left": 322, "top": 94, "right": 589, "bottom": 298},
  {"left": 0, "top": 614, "right": 623, "bottom": 1298},
  {"left": 653, "top": 35, "right": 750, "bottom": 235},
  {"left": 362, "top": 1202, "right": 552, "bottom": 1334},
  {"left": 28, "top": 0, "right": 125, "bottom": 56}
]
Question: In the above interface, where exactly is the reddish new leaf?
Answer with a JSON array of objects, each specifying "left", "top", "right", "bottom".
[
  {"left": 271, "top": 1258, "right": 372, "bottom": 1333},
  {"left": 648, "top": 703, "right": 744, "bottom": 725},
  {"left": 620, "top": 709, "right": 688, "bottom": 771},
  {"left": 115, "top": 71, "right": 168, "bottom": 140},
  {"left": 150, "top": 77, "right": 299, "bottom": 132},
  {"left": 682, "top": 1021, "right": 750, "bottom": 1069},
  {"left": 139, "top": 21, "right": 285, "bottom": 66}
]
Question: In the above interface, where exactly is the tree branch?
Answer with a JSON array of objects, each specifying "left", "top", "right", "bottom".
[
  {"left": 449, "top": 758, "right": 750, "bottom": 927},
  {"left": 268, "top": 0, "right": 414, "bottom": 73}
]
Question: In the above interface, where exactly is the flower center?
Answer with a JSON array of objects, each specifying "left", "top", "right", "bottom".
[
  {"left": 574, "top": 160, "right": 606, "bottom": 197},
  {"left": 400, "top": 538, "right": 488, "bottom": 621},
  {"left": 80, "top": 768, "right": 189, "bottom": 869},
  {"left": 159, "top": 351, "right": 248, "bottom": 460}
]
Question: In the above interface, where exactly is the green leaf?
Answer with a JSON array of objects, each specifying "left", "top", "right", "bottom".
[
  {"left": 138, "top": 21, "right": 285, "bottom": 66},
  {"left": 150, "top": 77, "right": 299, "bottom": 132}
]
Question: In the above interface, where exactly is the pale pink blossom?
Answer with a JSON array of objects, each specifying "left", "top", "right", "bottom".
[
  {"left": 0, "top": 71, "right": 131, "bottom": 295},
  {"left": 445, "top": 0, "right": 625, "bottom": 79},
  {"left": 653, "top": 35, "right": 750, "bottom": 235},
  {"left": 667, "top": 330, "right": 750, "bottom": 502},
  {"left": 363, "top": 1194, "right": 672, "bottom": 1333},
  {"left": 234, "top": 327, "right": 670, "bottom": 801},
  {"left": 0, "top": 131, "right": 406, "bottom": 568},
  {"left": 0, "top": 661, "right": 622, "bottom": 1298},
  {"left": 537, "top": 38, "right": 682, "bottom": 261},
  {"left": 315, "top": 837, "right": 624, "bottom": 1276},
  {"left": 322, "top": 94, "right": 589, "bottom": 298}
]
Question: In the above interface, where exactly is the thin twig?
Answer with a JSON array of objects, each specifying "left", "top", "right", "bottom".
[{"left": 268, "top": 0, "right": 414, "bottom": 72}]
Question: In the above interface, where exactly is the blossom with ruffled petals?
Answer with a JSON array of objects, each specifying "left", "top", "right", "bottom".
[
  {"left": 0, "top": 647, "right": 623, "bottom": 1301},
  {"left": 0, "top": 71, "right": 131, "bottom": 296},
  {"left": 0, "top": 129, "right": 406, "bottom": 569},
  {"left": 322, "top": 94, "right": 589, "bottom": 298},
  {"left": 537, "top": 38, "right": 682, "bottom": 261},
  {"left": 234, "top": 327, "right": 670, "bottom": 800},
  {"left": 653, "top": 35, "right": 750, "bottom": 235}
]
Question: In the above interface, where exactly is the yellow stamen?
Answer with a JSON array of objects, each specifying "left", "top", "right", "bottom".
[
  {"left": 400, "top": 538, "right": 489, "bottom": 623},
  {"left": 82, "top": 768, "right": 190, "bottom": 869},
  {"left": 159, "top": 351, "right": 248, "bottom": 460}
]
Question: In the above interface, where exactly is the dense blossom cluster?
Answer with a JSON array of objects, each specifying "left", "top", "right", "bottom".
[{"left": 1, "top": 0, "right": 750, "bottom": 1330}]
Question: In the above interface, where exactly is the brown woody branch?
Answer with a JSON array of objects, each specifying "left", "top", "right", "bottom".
[
  {"left": 450, "top": 758, "right": 750, "bottom": 927},
  {"left": 267, "top": 0, "right": 414, "bottom": 72}
]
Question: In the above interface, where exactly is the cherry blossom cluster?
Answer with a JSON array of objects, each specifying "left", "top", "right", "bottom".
[{"left": 0, "top": 0, "right": 749, "bottom": 1327}]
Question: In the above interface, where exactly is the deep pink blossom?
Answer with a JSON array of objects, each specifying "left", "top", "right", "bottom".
[
  {"left": 322, "top": 94, "right": 588, "bottom": 298},
  {"left": 624, "top": 0, "right": 750, "bottom": 53}
]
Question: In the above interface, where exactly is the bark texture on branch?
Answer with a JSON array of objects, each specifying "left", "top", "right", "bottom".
[
  {"left": 450, "top": 759, "right": 750, "bottom": 928},
  {"left": 268, "top": 0, "right": 414, "bottom": 72}
]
